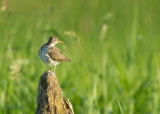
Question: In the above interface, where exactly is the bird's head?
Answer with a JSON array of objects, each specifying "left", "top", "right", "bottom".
[{"left": 48, "top": 36, "right": 63, "bottom": 47}]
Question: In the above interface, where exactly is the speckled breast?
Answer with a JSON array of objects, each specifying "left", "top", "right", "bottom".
[{"left": 38, "top": 45, "right": 59, "bottom": 66}]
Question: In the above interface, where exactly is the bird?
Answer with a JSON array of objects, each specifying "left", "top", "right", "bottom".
[{"left": 38, "top": 36, "right": 71, "bottom": 73}]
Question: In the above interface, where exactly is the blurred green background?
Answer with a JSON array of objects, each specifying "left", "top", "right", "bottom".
[{"left": 0, "top": 0, "right": 160, "bottom": 113}]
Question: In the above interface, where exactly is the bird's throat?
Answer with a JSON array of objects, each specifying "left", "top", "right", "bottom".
[{"left": 49, "top": 43, "right": 55, "bottom": 47}]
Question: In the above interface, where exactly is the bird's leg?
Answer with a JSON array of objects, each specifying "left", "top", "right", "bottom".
[
  {"left": 54, "top": 65, "right": 56, "bottom": 73},
  {"left": 50, "top": 66, "right": 52, "bottom": 71}
]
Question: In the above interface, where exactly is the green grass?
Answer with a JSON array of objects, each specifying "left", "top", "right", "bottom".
[{"left": 0, "top": 0, "right": 160, "bottom": 113}]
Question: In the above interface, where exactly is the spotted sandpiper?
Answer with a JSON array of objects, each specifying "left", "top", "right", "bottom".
[{"left": 38, "top": 36, "right": 71, "bottom": 73}]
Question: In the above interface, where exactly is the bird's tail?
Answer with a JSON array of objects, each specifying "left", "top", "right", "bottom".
[
  {"left": 64, "top": 57, "right": 71, "bottom": 62},
  {"left": 66, "top": 58, "right": 71, "bottom": 62}
]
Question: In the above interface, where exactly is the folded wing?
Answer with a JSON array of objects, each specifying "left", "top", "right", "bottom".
[{"left": 48, "top": 47, "right": 71, "bottom": 62}]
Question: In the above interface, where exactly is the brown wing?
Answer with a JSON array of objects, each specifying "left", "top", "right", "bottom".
[{"left": 48, "top": 47, "right": 71, "bottom": 62}]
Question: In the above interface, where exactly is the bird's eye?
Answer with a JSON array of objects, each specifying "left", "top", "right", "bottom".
[
  {"left": 55, "top": 37, "right": 58, "bottom": 41},
  {"left": 50, "top": 37, "right": 58, "bottom": 42}
]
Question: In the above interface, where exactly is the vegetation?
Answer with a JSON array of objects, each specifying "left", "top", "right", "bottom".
[{"left": 0, "top": 0, "right": 159, "bottom": 113}]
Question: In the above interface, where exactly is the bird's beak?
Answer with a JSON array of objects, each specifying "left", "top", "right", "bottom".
[{"left": 58, "top": 41, "right": 64, "bottom": 43}]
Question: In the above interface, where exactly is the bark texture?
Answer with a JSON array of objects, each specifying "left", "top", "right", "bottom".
[{"left": 35, "top": 70, "right": 74, "bottom": 114}]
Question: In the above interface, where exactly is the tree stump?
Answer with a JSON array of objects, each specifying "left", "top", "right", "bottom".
[{"left": 35, "top": 70, "right": 74, "bottom": 114}]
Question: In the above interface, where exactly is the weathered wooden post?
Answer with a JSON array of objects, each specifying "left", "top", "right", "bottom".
[{"left": 35, "top": 70, "right": 74, "bottom": 114}]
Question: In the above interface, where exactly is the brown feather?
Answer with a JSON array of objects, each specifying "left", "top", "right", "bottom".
[{"left": 48, "top": 47, "right": 71, "bottom": 62}]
